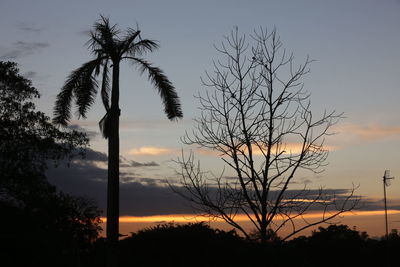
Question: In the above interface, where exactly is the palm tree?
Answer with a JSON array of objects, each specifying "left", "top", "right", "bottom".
[{"left": 53, "top": 16, "right": 182, "bottom": 266}]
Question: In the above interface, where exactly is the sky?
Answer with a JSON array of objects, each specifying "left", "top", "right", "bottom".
[{"left": 1, "top": 0, "right": 400, "bottom": 238}]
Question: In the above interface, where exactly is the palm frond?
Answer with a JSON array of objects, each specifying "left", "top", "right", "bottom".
[
  {"left": 101, "top": 59, "right": 110, "bottom": 111},
  {"left": 74, "top": 60, "right": 102, "bottom": 118},
  {"left": 87, "top": 33, "right": 106, "bottom": 53},
  {"left": 99, "top": 112, "right": 111, "bottom": 139},
  {"left": 53, "top": 79, "right": 74, "bottom": 126},
  {"left": 87, "top": 15, "right": 119, "bottom": 56},
  {"left": 133, "top": 58, "right": 183, "bottom": 120},
  {"left": 126, "top": 39, "right": 159, "bottom": 57},
  {"left": 95, "top": 53, "right": 103, "bottom": 76},
  {"left": 120, "top": 28, "right": 141, "bottom": 54},
  {"left": 53, "top": 59, "right": 103, "bottom": 126}
]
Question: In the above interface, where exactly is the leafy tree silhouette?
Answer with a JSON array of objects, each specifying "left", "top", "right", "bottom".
[
  {"left": 0, "top": 61, "right": 101, "bottom": 267},
  {"left": 0, "top": 61, "right": 88, "bottom": 205},
  {"left": 117, "top": 222, "right": 246, "bottom": 267},
  {"left": 286, "top": 225, "right": 372, "bottom": 267},
  {"left": 87, "top": 222, "right": 400, "bottom": 267},
  {"left": 53, "top": 16, "right": 183, "bottom": 266}
]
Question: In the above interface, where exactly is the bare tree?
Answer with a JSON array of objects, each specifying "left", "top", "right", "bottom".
[{"left": 174, "top": 27, "right": 358, "bottom": 243}]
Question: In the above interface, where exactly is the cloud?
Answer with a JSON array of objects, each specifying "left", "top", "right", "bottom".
[
  {"left": 46, "top": 154, "right": 188, "bottom": 216},
  {"left": 68, "top": 124, "right": 98, "bottom": 139},
  {"left": 47, "top": 147, "right": 393, "bottom": 218},
  {"left": 301, "top": 178, "right": 313, "bottom": 185},
  {"left": 357, "top": 196, "right": 400, "bottom": 211},
  {"left": 168, "top": 183, "right": 361, "bottom": 213},
  {"left": 128, "top": 146, "right": 174, "bottom": 156},
  {"left": 81, "top": 148, "right": 108, "bottom": 162},
  {"left": 70, "top": 148, "right": 159, "bottom": 167},
  {"left": 0, "top": 41, "right": 49, "bottom": 60},
  {"left": 120, "top": 155, "right": 159, "bottom": 168},
  {"left": 17, "top": 23, "right": 43, "bottom": 33},
  {"left": 120, "top": 160, "right": 159, "bottom": 168},
  {"left": 195, "top": 142, "right": 337, "bottom": 157},
  {"left": 77, "top": 29, "right": 91, "bottom": 36},
  {"left": 337, "top": 123, "right": 400, "bottom": 141},
  {"left": 250, "top": 143, "right": 337, "bottom": 155},
  {"left": 23, "top": 71, "right": 38, "bottom": 79}
]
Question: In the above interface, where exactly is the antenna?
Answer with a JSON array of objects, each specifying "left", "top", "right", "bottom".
[{"left": 383, "top": 170, "right": 394, "bottom": 239}]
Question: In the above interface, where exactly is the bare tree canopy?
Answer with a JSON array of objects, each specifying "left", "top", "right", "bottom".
[{"left": 174, "top": 27, "right": 358, "bottom": 243}]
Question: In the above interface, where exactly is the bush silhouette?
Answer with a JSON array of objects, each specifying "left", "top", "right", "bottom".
[{"left": 117, "top": 222, "right": 246, "bottom": 267}]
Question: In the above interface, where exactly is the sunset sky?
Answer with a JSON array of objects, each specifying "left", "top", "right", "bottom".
[{"left": 1, "top": 0, "right": 400, "bottom": 238}]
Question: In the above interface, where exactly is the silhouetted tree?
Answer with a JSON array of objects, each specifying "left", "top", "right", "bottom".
[
  {"left": 286, "top": 225, "right": 373, "bottom": 267},
  {"left": 53, "top": 16, "right": 183, "bottom": 266},
  {"left": 87, "top": 222, "right": 398, "bottom": 267},
  {"left": 314, "top": 224, "right": 367, "bottom": 239},
  {"left": 118, "top": 222, "right": 245, "bottom": 267},
  {"left": 0, "top": 61, "right": 101, "bottom": 267},
  {"left": 1, "top": 191, "right": 101, "bottom": 267},
  {"left": 174, "top": 27, "right": 358, "bottom": 243},
  {"left": 0, "top": 61, "right": 88, "bottom": 204}
]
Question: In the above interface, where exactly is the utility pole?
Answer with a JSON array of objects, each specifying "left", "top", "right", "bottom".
[{"left": 383, "top": 170, "right": 394, "bottom": 239}]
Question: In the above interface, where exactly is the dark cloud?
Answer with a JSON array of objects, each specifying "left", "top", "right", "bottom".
[
  {"left": 81, "top": 148, "right": 108, "bottom": 162},
  {"left": 357, "top": 197, "right": 400, "bottom": 211},
  {"left": 46, "top": 148, "right": 186, "bottom": 216},
  {"left": 119, "top": 181, "right": 188, "bottom": 216},
  {"left": 120, "top": 162, "right": 133, "bottom": 168},
  {"left": 224, "top": 176, "right": 313, "bottom": 186},
  {"left": 121, "top": 160, "right": 159, "bottom": 168},
  {"left": 69, "top": 148, "right": 160, "bottom": 167},
  {"left": 46, "top": 148, "right": 391, "bottom": 217},
  {"left": 0, "top": 41, "right": 49, "bottom": 60},
  {"left": 68, "top": 124, "right": 98, "bottom": 139},
  {"left": 121, "top": 177, "right": 168, "bottom": 187},
  {"left": 17, "top": 23, "right": 43, "bottom": 33},
  {"left": 77, "top": 29, "right": 91, "bottom": 36},
  {"left": 23, "top": 71, "right": 38, "bottom": 79},
  {"left": 283, "top": 188, "right": 351, "bottom": 198},
  {"left": 173, "top": 183, "right": 362, "bottom": 213},
  {"left": 120, "top": 155, "right": 159, "bottom": 168}
]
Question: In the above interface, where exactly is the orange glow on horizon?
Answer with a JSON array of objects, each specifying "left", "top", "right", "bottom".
[{"left": 101, "top": 209, "right": 400, "bottom": 223}]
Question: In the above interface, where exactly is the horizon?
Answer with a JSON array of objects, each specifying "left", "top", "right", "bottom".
[{"left": 99, "top": 210, "right": 400, "bottom": 239}]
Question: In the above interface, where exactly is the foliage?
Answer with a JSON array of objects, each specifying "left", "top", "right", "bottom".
[
  {"left": 129, "top": 222, "right": 241, "bottom": 242},
  {"left": 0, "top": 61, "right": 88, "bottom": 202},
  {"left": 1, "top": 190, "right": 102, "bottom": 267},
  {"left": 117, "top": 222, "right": 246, "bottom": 267},
  {"left": 83, "top": 222, "right": 400, "bottom": 267},
  {"left": 53, "top": 16, "right": 182, "bottom": 134},
  {"left": 284, "top": 224, "right": 390, "bottom": 267},
  {"left": 310, "top": 224, "right": 369, "bottom": 242},
  {"left": 0, "top": 61, "right": 101, "bottom": 267}
]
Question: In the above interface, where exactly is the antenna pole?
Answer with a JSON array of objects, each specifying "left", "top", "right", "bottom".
[
  {"left": 383, "top": 170, "right": 394, "bottom": 240},
  {"left": 383, "top": 176, "right": 389, "bottom": 239}
]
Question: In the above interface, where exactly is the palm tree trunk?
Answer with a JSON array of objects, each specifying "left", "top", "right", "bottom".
[{"left": 107, "top": 61, "right": 120, "bottom": 267}]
